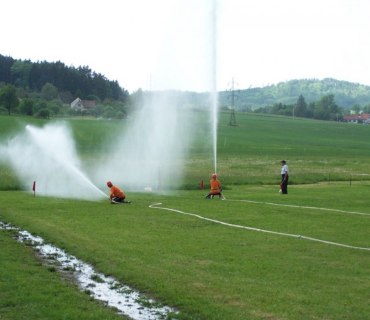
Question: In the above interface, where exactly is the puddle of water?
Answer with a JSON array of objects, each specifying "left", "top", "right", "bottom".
[{"left": 0, "top": 221, "right": 178, "bottom": 320}]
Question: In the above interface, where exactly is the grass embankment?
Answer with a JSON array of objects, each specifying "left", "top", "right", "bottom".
[{"left": 1, "top": 184, "right": 369, "bottom": 319}]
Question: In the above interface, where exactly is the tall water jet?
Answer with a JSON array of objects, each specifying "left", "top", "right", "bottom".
[
  {"left": 210, "top": 0, "right": 219, "bottom": 174},
  {"left": 92, "top": 2, "right": 216, "bottom": 191},
  {"left": 0, "top": 2, "right": 220, "bottom": 197}
]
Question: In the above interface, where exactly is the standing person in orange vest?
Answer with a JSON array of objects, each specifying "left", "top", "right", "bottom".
[
  {"left": 106, "top": 181, "right": 130, "bottom": 204},
  {"left": 205, "top": 173, "right": 225, "bottom": 200}
]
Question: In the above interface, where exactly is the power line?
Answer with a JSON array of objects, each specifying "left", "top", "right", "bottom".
[{"left": 228, "top": 78, "right": 238, "bottom": 126}]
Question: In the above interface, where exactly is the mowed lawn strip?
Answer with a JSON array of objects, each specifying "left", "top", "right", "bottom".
[{"left": 1, "top": 187, "right": 369, "bottom": 320}]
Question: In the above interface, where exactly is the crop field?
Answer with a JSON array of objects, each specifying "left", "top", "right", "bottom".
[{"left": 1, "top": 113, "right": 370, "bottom": 319}]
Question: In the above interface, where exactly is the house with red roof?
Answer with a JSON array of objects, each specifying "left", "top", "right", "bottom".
[
  {"left": 70, "top": 98, "right": 96, "bottom": 112},
  {"left": 343, "top": 113, "right": 370, "bottom": 124}
]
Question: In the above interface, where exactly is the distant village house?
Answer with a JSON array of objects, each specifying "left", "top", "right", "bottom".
[
  {"left": 343, "top": 113, "right": 370, "bottom": 124},
  {"left": 70, "top": 98, "right": 96, "bottom": 112}
]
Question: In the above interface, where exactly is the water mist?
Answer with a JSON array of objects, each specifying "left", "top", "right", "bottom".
[
  {"left": 0, "top": 1, "right": 219, "bottom": 199},
  {"left": 92, "top": 92, "right": 194, "bottom": 191},
  {"left": 1, "top": 123, "right": 107, "bottom": 200},
  {"left": 92, "top": 1, "right": 218, "bottom": 191}
]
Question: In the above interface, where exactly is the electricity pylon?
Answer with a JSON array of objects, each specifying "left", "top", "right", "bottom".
[{"left": 228, "top": 78, "right": 238, "bottom": 126}]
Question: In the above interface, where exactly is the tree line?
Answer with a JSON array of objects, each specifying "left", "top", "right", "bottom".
[
  {"left": 0, "top": 54, "right": 130, "bottom": 118},
  {"left": 2, "top": 54, "right": 370, "bottom": 121},
  {"left": 253, "top": 94, "right": 341, "bottom": 120},
  {"left": 251, "top": 93, "right": 370, "bottom": 121},
  {"left": 0, "top": 54, "right": 128, "bottom": 102}
]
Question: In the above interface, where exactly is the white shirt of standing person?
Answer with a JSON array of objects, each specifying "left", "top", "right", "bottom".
[{"left": 281, "top": 164, "right": 288, "bottom": 175}]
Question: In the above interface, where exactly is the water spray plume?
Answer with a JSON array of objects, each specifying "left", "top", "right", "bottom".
[
  {"left": 94, "top": 1, "right": 218, "bottom": 189},
  {"left": 2, "top": 123, "right": 107, "bottom": 200},
  {"left": 93, "top": 93, "right": 194, "bottom": 191},
  {"left": 0, "top": 2, "right": 218, "bottom": 198}
]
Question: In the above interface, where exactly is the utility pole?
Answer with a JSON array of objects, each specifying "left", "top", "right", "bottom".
[{"left": 228, "top": 78, "right": 237, "bottom": 126}]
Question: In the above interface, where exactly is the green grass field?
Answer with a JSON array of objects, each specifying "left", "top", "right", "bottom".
[
  {"left": 1, "top": 114, "right": 370, "bottom": 319},
  {"left": 1, "top": 113, "right": 370, "bottom": 189}
]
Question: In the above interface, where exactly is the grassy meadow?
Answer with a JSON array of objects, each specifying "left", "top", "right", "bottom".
[
  {"left": 1, "top": 113, "right": 370, "bottom": 320},
  {"left": 2, "top": 112, "right": 370, "bottom": 189}
]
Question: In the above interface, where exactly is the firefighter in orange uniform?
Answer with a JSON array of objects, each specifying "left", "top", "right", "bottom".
[
  {"left": 205, "top": 173, "right": 225, "bottom": 200},
  {"left": 106, "top": 181, "right": 130, "bottom": 204}
]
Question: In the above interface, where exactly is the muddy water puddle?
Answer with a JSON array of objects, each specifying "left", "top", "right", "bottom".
[{"left": 0, "top": 221, "right": 177, "bottom": 320}]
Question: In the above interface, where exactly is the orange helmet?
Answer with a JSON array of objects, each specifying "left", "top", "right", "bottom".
[{"left": 107, "top": 181, "right": 113, "bottom": 187}]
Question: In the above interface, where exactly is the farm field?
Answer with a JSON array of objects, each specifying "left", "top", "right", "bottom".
[{"left": 1, "top": 113, "right": 370, "bottom": 319}]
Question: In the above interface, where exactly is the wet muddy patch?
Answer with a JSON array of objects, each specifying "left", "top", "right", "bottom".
[{"left": 0, "top": 221, "right": 178, "bottom": 320}]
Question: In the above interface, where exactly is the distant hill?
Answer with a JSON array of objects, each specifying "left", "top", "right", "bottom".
[
  {"left": 218, "top": 78, "right": 370, "bottom": 110},
  {"left": 2, "top": 53, "right": 369, "bottom": 110},
  {"left": 142, "top": 78, "right": 370, "bottom": 112}
]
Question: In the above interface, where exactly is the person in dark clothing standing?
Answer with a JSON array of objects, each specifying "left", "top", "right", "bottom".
[{"left": 280, "top": 160, "right": 289, "bottom": 194}]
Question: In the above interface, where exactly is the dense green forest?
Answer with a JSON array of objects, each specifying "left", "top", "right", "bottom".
[
  {"left": 0, "top": 54, "right": 130, "bottom": 118},
  {"left": 0, "top": 54, "right": 128, "bottom": 102},
  {"left": 1, "top": 54, "right": 370, "bottom": 120}
]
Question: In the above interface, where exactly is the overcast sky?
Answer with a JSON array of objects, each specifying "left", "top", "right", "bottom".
[{"left": 1, "top": 0, "right": 369, "bottom": 92}]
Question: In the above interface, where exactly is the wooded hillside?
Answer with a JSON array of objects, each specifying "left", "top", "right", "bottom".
[
  {"left": 0, "top": 54, "right": 128, "bottom": 103},
  {"left": 218, "top": 78, "right": 370, "bottom": 110}
]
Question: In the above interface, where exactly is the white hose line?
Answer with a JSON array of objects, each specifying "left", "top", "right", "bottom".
[
  {"left": 227, "top": 199, "right": 370, "bottom": 217},
  {"left": 149, "top": 203, "right": 370, "bottom": 252}
]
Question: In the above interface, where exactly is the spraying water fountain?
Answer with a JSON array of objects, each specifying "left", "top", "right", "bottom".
[
  {"left": 90, "top": 0, "right": 219, "bottom": 191},
  {"left": 1, "top": 123, "right": 107, "bottom": 200},
  {"left": 92, "top": 92, "right": 195, "bottom": 192},
  {"left": 0, "top": 1, "right": 219, "bottom": 197}
]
